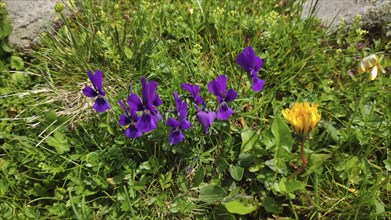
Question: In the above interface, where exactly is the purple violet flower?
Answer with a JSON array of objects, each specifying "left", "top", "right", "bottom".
[
  {"left": 127, "top": 77, "right": 162, "bottom": 132},
  {"left": 208, "top": 75, "right": 237, "bottom": 120},
  {"left": 118, "top": 100, "right": 143, "bottom": 139},
  {"left": 236, "top": 46, "right": 265, "bottom": 92},
  {"left": 181, "top": 83, "right": 204, "bottom": 105},
  {"left": 82, "top": 70, "right": 110, "bottom": 112},
  {"left": 166, "top": 92, "right": 190, "bottom": 144},
  {"left": 195, "top": 105, "right": 216, "bottom": 134}
]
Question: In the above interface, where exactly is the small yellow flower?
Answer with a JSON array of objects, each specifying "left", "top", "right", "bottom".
[
  {"left": 282, "top": 102, "right": 321, "bottom": 134},
  {"left": 358, "top": 54, "right": 385, "bottom": 80}
]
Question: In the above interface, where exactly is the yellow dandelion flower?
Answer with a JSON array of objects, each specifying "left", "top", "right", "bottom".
[
  {"left": 282, "top": 102, "right": 321, "bottom": 134},
  {"left": 358, "top": 54, "right": 385, "bottom": 80}
]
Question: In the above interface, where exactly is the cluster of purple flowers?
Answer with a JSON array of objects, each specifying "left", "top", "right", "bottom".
[{"left": 82, "top": 47, "right": 264, "bottom": 144}]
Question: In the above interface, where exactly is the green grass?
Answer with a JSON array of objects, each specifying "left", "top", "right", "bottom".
[{"left": 1, "top": 0, "right": 390, "bottom": 219}]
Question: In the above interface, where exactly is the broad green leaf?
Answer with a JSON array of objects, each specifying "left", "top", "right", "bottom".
[
  {"left": 216, "top": 159, "right": 228, "bottom": 172},
  {"left": 10, "top": 56, "right": 24, "bottom": 70},
  {"left": 271, "top": 117, "right": 292, "bottom": 152},
  {"left": 176, "top": 175, "right": 188, "bottom": 192},
  {"left": 372, "top": 198, "right": 385, "bottom": 214},
  {"left": 240, "top": 128, "right": 261, "bottom": 153},
  {"left": 46, "top": 131, "right": 70, "bottom": 154},
  {"left": 2, "top": 41, "right": 12, "bottom": 52},
  {"left": 10, "top": 72, "right": 27, "bottom": 83},
  {"left": 284, "top": 179, "right": 305, "bottom": 193},
  {"left": 45, "top": 110, "right": 57, "bottom": 122},
  {"left": 224, "top": 199, "right": 257, "bottom": 215},
  {"left": 325, "top": 123, "right": 340, "bottom": 142},
  {"left": 262, "top": 196, "right": 282, "bottom": 214},
  {"left": 214, "top": 205, "right": 235, "bottom": 220},
  {"left": 199, "top": 185, "right": 225, "bottom": 203},
  {"left": 265, "top": 158, "right": 288, "bottom": 175},
  {"left": 238, "top": 153, "right": 255, "bottom": 167},
  {"left": 124, "top": 47, "right": 133, "bottom": 59},
  {"left": 192, "top": 166, "right": 204, "bottom": 187},
  {"left": 1, "top": 21, "right": 13, "bottom": 38},
  {"left": 303, "top": 154, "right": 331, "bottom": 176},
  {"left": 229, "top": 165, "right": 244, "bottom": 181}
]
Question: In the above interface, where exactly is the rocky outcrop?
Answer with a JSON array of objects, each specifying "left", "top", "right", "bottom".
[
  {"left": 4, "top": 0, "right": 57, "bottom": 49},
  {"left": 302, "top": 0, "right": 391, "bottom": 38}
]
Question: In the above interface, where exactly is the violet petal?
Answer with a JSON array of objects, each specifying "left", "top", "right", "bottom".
[
  {"left": 225, "top": 88, "right": 237, "bottom": 102},
  {"left": 124, "top": 125, "right": 143, "bottom": 139},
  {"left": 93, "top": 97, "right": 110, "bottom": 112},
  {"left": 168, "top": 129, "right": 184, "bottom": 145},
  {"left": 217, "top": 103, "right": 234, "bottom": 120},
  {"left": 82, "top": 86, "right": 98, "bottom": 97},
  {"left": 136, "top": 113, "right": 157, "bottom": 132},
  {"left": 127, "top": 94, "right": 144, "bottom": 111}
]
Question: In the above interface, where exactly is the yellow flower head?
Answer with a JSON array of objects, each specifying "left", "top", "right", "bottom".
[
  {"left": 358, "top": 54, "right": 385, "bottom": 80},
  {"left": 282, "top": 102, "right": 321, "bottom": 134}
]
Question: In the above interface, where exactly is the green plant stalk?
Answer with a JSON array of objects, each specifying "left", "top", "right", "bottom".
[
  {"left": 288, "top": 138, "right": 307, "bottom": 179},
  {"left": 314, "top": 171, "right": 319, "bottom": 220}
]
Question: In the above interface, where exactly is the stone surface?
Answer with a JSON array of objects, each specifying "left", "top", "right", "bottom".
[
  {"left": 4, "top": 0, "right": 57, "bottom": 49},
  {"left": 302, "top": 0, "right": 391, "bottom": 37}
]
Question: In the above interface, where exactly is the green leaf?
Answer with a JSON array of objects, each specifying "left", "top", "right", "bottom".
[
  {"left": 216, "top": 159, "right": 228, "bottom": 172},
  {"left": 10, "top": 56, "right": 24, "bottom": 70},
  {"left": 124, "top": 47, "right": 133, "bottom": 59},
  {"left": 265, "top": 158, "right": 288, "bottom": 175},
  {"left": 1, "top": 41, "right": 12, "bottom": 53},
  {"left": 238, "top": 153, "right": 255, "bottom": 167},
  {"left": 10, "top": 72, "right": 27, "bottom": 83},
  {"left": 384, "top": 152, "right": 391, "bottom": 171},
  {"left": 229, "top": 165, "right": 244, "bottom": 181},
  {"left": 45, "top": 110, "right": 57, "bottom": 123},
  {"left": 199, "top": 185, "right": 225, "bottom": 203},
  {"left": 372, "top": 198, "right": 385, "bottom": 214},
  {"left": 240, "top": 128, "right": 261, "bottom": 153},
  {"left": 46, "top": 131, "right": 71, "bottom": 154},
  {"left": 303, "top": 154, "right": 331, "bottom": 176},
  {"left": 271, "top": 117, "right": 292, "bottom": 152},
  {"left": 262, "top": 196, "right": 282, "bottom": 214},
  {"left": 224, "top": 199, "right": 257, "bottom": 215},
  {"left": 192, "top": 166, "right": 204, "bottom": 187},
  {"left": 284, "top": 179, "right": 305, "bottom": 193},
  {"left": 325, "top": 123, "right": 340, "bottom": 142}
]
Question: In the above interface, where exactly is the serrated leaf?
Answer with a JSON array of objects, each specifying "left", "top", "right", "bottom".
[
  {"left": 229, "top": 165, "right": 244, "bottom": 181},
  {"left": 224, "top": 199, "right": 257, "bottom": 215},
  {"left": 199, "top": 185, "right": 225, "bottom": 203}
]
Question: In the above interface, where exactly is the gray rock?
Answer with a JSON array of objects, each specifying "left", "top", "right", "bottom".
[
  {"left": 302, "top": 0, "right": 391, "bottom": 37},
  {"left": 4, "top": 0, "right": 57, "bottom": 49}
]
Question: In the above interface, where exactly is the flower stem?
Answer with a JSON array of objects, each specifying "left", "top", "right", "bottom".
[{"left": 288, "top": 139, "right": 307, "bottom": 179}]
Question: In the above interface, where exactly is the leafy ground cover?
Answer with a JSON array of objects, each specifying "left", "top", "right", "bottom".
[{"left": 1, "top": 0, "right": 390, "bottom": 219}]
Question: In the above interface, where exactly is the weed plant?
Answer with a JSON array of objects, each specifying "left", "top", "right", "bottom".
[{"left": 1, "top": 0, "right": 390, "bottom": 219}]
